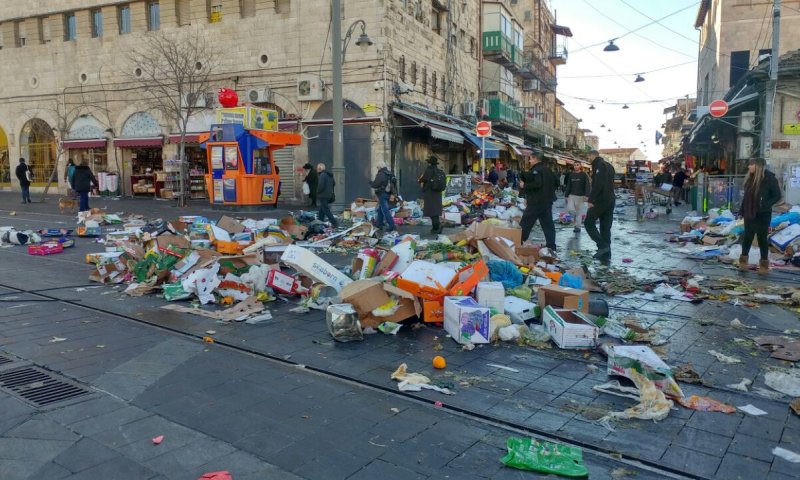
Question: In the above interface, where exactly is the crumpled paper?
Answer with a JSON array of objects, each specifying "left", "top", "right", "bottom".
[{"left": 600, "top": 370, "right": 673, "bottom": 422}]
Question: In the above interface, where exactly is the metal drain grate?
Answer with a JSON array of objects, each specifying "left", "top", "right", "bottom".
[
  {"left": 0, "top": 354, "right": 12, "bottom": 366},
  {"left": 0, "top": 366, "right": 90, "bottom": 407}
]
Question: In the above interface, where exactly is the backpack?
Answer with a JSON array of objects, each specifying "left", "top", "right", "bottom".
[{"left": 429, "top": 168, "right": 446, "bottom": 192}]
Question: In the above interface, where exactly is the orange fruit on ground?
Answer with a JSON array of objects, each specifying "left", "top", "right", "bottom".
[{"left": 432, "top": 356, "right": 446, "bottom": 369}]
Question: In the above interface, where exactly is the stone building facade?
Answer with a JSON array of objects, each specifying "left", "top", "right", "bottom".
[{"left": 0, "top": 0, "right": 480, "bottom": 202}]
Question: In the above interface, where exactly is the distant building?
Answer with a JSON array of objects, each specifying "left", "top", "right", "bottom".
[
  {"left": 598, "top": 148, "right": 645, "bottom": 173},
  {"left": 661, "top": 97, "right": 696, "bottom": 159}
]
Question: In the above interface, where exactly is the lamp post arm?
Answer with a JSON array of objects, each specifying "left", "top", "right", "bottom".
[{"left": 342, "top": 19, "right": 367, "bottom": 62}]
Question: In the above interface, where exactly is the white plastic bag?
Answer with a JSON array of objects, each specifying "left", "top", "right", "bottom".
[
  {"left": 302, "top": 181, "right": 311, "bottom": 195},
  {"left": 181, "top": 264, "right": 221, "bottom": 305}
]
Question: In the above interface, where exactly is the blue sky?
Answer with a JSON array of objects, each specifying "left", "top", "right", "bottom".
[{"left": 550, "top": 0, "right": 701, "bottom": 159}]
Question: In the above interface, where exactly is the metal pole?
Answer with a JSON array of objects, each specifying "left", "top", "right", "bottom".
[
  {"left": 761, "top": 0, "right": 781, "bottom": 164},
  {"left": 331, "top": 0, "right": 345, "bottom": 210},
  {"left": 481, "top": 136, "right": 486, "bottom": 179}
]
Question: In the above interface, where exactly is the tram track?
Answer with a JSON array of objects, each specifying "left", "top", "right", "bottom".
[{"left": 0, "top": 281, "right": 727, "bottom": 480}]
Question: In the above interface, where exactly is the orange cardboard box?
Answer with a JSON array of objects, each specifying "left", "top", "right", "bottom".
[
  {"left": 396, "top": 260, "right": 489, "bottom": 302},
  {"left": 423, "top": 300, "right": 444, "bottom": 323}
]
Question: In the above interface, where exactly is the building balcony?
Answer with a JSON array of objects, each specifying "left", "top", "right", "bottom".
[
  {"left": 482, "top": 31, "right": 522, "bottom": 72},
  {"left": 523, "top": 114, "right": 566, "bottom": 143},
  {"left": 550, "top": 45, "right": 568, "bottom": 65},
  {"left": 485, "top": 98, "right": 523, "bottom": 128}
]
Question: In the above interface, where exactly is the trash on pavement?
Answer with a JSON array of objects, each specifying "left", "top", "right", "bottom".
[
  {"left": 708, "top": 350, "right": 742, "bottom": 364},
  {"left": 673, "top": 364, "right": 703, "bottom": 385},
  {"left": 764, "top": 369, "right": 800, "bottom": 397},
  {"left": 476, "top": 281, "right": 505, "bottom": 311},
  {"left": 790, "top": 398, "right": 800, "bottom": 416},
  {"left": 501, "top": 437, "right": 589, "bottom": 478},
  {"left": 542, "top": 307, "right": 598, "bottom": 349},
  {"left": 444, "top": 296, "right": 490, "bottom": 345},
  {"left": 772, "top": 447, "right": 800, "bottom": 463},
  {"left": 537, "top": 285, "right": 589, "bottom": 313},
  {"left": 737, "top": 404, "right": 768, "bottom": 416},
  {"left": 326, "top": 304, "right": 363, "bottom": 342},
  {"left": 503, "top": 296, "right": 536, "bottom": 324},
  {"left": 753, "top": 335, "right": 800, "bottom": 362},
  {"left": 600, "top": 370, "right": 673, "bottom": 422},
  {"left": 152, "top": 435, "right": 164, "bottom": 445},
  {"left": 727, "top": 378, "right": 752, "bottom": 391},
  {"left": 198, "top": 472, "right": 233, "bottom": 480},
  {"left": 281, "top": 245, "right": 352, "bottom": 292},
  {"left": 676, "top": 395, "right": 736, "bottom": 413},
  {"left": 378, "top": 322, "right": 402, "bottom": 335},
  {"left": 607, "top": 345, "right": 684, "bottom": 398},
  {"left": 391, "top": 363, "right": 452, "bottom": 394}
]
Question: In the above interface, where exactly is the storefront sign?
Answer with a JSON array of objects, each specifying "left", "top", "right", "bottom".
[
  {"left": 782, "top": 123, "right": 800, "bottom": 135},
  {"left": 216, "top": 107, "right": 279, "bottom": 131},
  {"left": 210, "top": 146, "right": 223, "bottom": 169},
  {"left": 261, "top": 178, "right": 276, "bottom": 202}
]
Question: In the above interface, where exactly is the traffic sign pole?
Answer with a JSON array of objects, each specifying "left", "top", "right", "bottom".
[{"left": 481, "top": 136, "right": 486, "bottom": 179}]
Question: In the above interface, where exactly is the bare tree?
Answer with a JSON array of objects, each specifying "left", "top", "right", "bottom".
[{"left": 125, "top": 29, "right": 218, "bottom": 206}]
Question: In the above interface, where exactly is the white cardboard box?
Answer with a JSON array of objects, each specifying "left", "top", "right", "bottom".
[
  {"left": 443, "top": 296, "right": 490, "bottom": 345},
  {"left": 476, "top": 282, "right": 505, "bottom": 312},
  {"left": 542, "top": 306, "right": 598, "bottom": 349},
  {"left": 280, "top": 245, "right": 352, "bottom": 292},
  {"left": 503, "top": 296, "right": 537, "bottom": 324},
  {"left": 770, "top": 223, "right": 800, "bottom": 250},
  {"left": 399, "top": 260, "right": 457, "bottom": 290}
]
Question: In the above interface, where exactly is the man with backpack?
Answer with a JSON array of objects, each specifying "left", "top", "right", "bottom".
[
  {"left": 370, "top": 161, "right": 397, "bottom": 232},
  {"left": 419, "top": 155, "right": 446, "bottom": 235}
]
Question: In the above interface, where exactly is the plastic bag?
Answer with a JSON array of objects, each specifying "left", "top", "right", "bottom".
[
  {"left": 593, "top": 317, "right": 635, "bottom": 341},
  {"left": 506, "top": 285, "right": 532, "bottom": 300},
  {"left": 487, "top": 260, "right": 523, "bottom": 289},
  {"left": 558, "top": 272, "right": 583, "bottom": 289},
  {"left": 326, "top": 304, "right": 363, "bottom": 342},
  {"left": 501, "top": 437, "right": 589, "bottom": 478},
  {"left": 676, "top": 395, "right": 736, "bottom": 413},
  {"left": 181, "top": 264, "right": 221, "bottom": 305},
  {"left": 162, "top": 282, "right": 192, "bottom": 302},
  {"left": 302, "top": 181, "right": 311, "bottom": 195}
]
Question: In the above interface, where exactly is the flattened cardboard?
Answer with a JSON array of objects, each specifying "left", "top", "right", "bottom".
[
  {"left": 483, "top": 237, "right": 522, "bottom": 265},
  {"left": 156, "top": 234, "right": 191, "bottom": 251},
  {"left": 217, "top": 215, "right": 246, "bottom": 234},
  {"left": 537, "top": 284, "right": 589, "bottom": 313},
  {"left": 280, "top": 245, "right": 352, "bottom": 292},
  {"left": 374, "top": 249, "right": 398, "bottom": 276},
  {"left": 469, "top": 223, "right": 522, "bottom": 246}
]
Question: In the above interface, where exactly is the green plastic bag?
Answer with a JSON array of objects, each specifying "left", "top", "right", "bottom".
[
  {"left": 506, "top": 285, "right": 532, "bottom": 301},
  {"left": 501, "top": 437, "right": 588, "bottom": 478},
  {"left": 163, "top": 282, "right": 192, "bottom": 302}
]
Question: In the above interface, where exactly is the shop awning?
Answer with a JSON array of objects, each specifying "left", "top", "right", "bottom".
[
  {"left": 61, "top": 139, "right": 106, "bottom": 149},
  {"left": 393, "top": 108, "right": 464, "bottom": 144},
  {"left": 167, "top": 134, "right": 201, "bottom": 143},
  {"left": 461, "top": 131, "right": 500, "bottom": 159},
  {"left": 113, "top": 137, "right": 164, "bottom": 148}
]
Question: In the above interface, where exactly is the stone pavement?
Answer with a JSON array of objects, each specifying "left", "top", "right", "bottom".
[{"left": 1, "top": 191, "right": 799, "bottom": 479}]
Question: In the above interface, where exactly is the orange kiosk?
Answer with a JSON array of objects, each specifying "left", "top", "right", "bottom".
[{"left": 200, "top": 106, "right": 301, "bottom": 206}]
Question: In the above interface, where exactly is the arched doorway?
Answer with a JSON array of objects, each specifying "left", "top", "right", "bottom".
[
  {"left": 0, "top": 127, "right": 9, "bottom": 186},
  {"left": 307, "top": 100, "right": 372, "bottom": 202},
  {"left": 20, "top": 119, "right": 57, "bottom": 185},
  {"left": 66, "top": 115, "right": 108, "bottom": 175}
]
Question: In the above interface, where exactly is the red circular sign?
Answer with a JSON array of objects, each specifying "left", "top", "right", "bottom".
[
  {"left": 476, "top": 121, "right": 492, "bottom": 137},
  {"left": 709, "top": 99, "right": 728, "bottom": 118}
]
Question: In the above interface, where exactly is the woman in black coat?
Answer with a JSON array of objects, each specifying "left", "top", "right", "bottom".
[
  {"left": 739, "top": 157, "right": 781, "bottom": 274},
  {"left": 419, "top": 156, "right": 445, "bottom": 235}
]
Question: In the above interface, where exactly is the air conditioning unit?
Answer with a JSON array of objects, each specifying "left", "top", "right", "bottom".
[
  {"left": 461, "top": 101, "right": 476, "bottom": 117},
  {"left": 738, "top": 111, "right": 756, "bottom": 133},
  {"left": 544, "top": 135, "right": 554, "bottom": 148},
  {"left": 523, "top": 79, "right": 539, "bottom": 91},
  {"left": 247, "top": 87, "right": 273, "bottom": 103},
  {"left": 297, "top": 74, "right": 325, "bottom": 102},
  {"left": 181, "top": 91, "right": 211, "bottom": 108}
]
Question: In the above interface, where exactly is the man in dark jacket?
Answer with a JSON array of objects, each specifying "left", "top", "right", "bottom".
[
  {"left": 72, "top": 161, "right": 98, "bottom": 212},
  {"left": 487, "top": 165, "right": 498, "bottom": 186},
  {"left": 302, "top": 163, "right": 318, "bottom": 207},
  {"left": 584, "top": 150, "right": 616, "bottom": 261},
  {"left": 15, "top": 158, "right": 32, "bottom": 204},
  {"left": 315, "top": 163, "right": 338, "bottom": 228},
  {"left": 419, "top": 155, "right": 445, "bottom": 235},
  {"left": 370, "top": 162, "right": 396, "bottom": 232},
  {"left": 565, "top": 163, "right": 590, "bottom": 233},
  {"left": 519, "top": 150, "right": 557, "bottom": 250},
  {"left": 671, "top": 166, "right": 687, "bottom": 206}
]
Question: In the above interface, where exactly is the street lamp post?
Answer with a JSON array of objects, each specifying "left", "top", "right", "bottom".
[{"left": 331, "top": 0, "right": 372, "bottom": 211}]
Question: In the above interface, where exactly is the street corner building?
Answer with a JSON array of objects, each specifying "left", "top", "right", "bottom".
[{"left": 0, "top": 0, "right": 586, "bottom": 205}]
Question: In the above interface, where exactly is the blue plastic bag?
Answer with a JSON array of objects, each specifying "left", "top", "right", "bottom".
[
  {"left": 770, "top": 212, "right": 800, "bottom": 228},
  {"left": 487, "top": 260, "right": 523, "bottom": 289},
  {"left": 559, "top": 273, "right": 583, "bottom": 289}
]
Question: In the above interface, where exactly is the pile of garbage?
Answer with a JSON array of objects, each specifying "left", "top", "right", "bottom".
[{"left": 671, "top": 206, "right": 800, "bottom": 268}]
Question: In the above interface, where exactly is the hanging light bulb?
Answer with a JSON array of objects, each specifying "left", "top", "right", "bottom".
[
  {"left": 589, "top": 104, "right": 595, "bottom": 110},
  {"left": 607, "top": 128, "right": 612, "bottom": 132},
  {"left": 604, "top": 40, "right": 620, "bottom": 52},
  {"left": 622, "top": 104, "right": 630, "bottom": 109},
  {"left": 600, "top": 123, "right": 606, "bottom": 128},
  {"left": 637, "top": 123, "right": 642, "bottom": 130},
  {"left": 635, "top": 74, "right": 645, "bottom": 83}
]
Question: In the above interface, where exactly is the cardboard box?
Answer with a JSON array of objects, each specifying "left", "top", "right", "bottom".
[
  {"left": 156, "top": 234, "right": 191, "bottom": 252},
  {"left": 281, "top": 245, "right": 352, "bottom": 292},
  {"left": 373, "top": 249, "right": 398, "bottom": 276},
  {"left": 516, "top": 246, "right": 540, "bottom": 266},
  {"left": 483, "top": 237, "right": 522, "bottom": 265},
  {"left": 266, "top": 269, "right": 299, "bottom": 294},
  {"left": 702, "top": 235, "right": 727, "bottom": 246},
  {"left": 423, "top": 300, "right": 444, "bottom": 323},
  {"left": 542, "top": 306, "right": 599, "bottom": 349},
  {"left": 770, "top": 223, "right": 800, "bottom": 251},
  {"left": 217, "top": 254, "right": 260, "bottom": 275},
  {"left": 443, "top": 296, "right": 490, "bottom": 344},
  {"left": 351, "top": 249, "right": 380, "bottom": 280},
  {"left": 468, "top": 223, "right": 522, "bottom": 246},
  {"left": 354, "top": 197, "right": 378, "bottom": 209},
  {"left": 360, "top": 283, "right": 422, "bottom": 328},
  {"left": 396, "top": 259, "right": 488, "bottom": 301},
  {"left": 476, "top": 282, "right": 505, "bottom": 311},
  {"left": 537, "top": 284, "right": 589, "bottom": 313},
  {"left": 443, "top": 212, "right": 462, "bottom": 224},
  {"left": 339, "top": 279, "right": 391, "bottom": 316},
  {"left": 504, "top": 296, "right": 537, "bottom": 324},
  {"left": 680, "top": 223, "right": 691, "bottom": 233},
  {"left": 217, "top": 215, "right": 245, "bottom": 234}
]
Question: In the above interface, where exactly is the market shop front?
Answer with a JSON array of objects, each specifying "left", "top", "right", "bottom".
[{"left": 114, "top": 112, "right": 164, "bottom": 197}]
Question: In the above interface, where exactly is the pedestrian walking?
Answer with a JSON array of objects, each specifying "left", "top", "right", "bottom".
[
  {"left": 370, "top": 161, "right": 397, "bottom": 232},
  {"left": 584, "top": 150, "right": 616, "bottom": 261},
  {"left": 302, "top": 163, "right": 318, "bottom": 207},
  {"left": 487, "top": 165, "right": 499, "bottom": 186},
  {"left": 65, "top": 159, "right": 76, "bottom": 192},
  {"left": 565, "top": 163, "right": 590, "bottom": 233},
  {"left": 315, "top": 163, "right": 338, "bottom": 228},
  {"left": 419, "top": 155, "right": 446, "bottom": 235},
  {"left": 518, "top": 149, "right": 557, "bottom": 251},
  {"left": 72, "top": 161, "right": 98, "bottom": 212},
  {"left": 739, "top": 157, "right": 781, "bottom": 274},
  {"left": 15, "top": 158, "right": 32, "bottom": 204},
  {"left": 671, "top": 166, "right": 687, "bottom": 206}
]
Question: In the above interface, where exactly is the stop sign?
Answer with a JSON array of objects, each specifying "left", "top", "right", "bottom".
[
  {"left": 476, "top": 121, "right": 492, "bottom": 137},
  {"left": 709, "top": 99, "right": 728, "bottom": 118}
]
